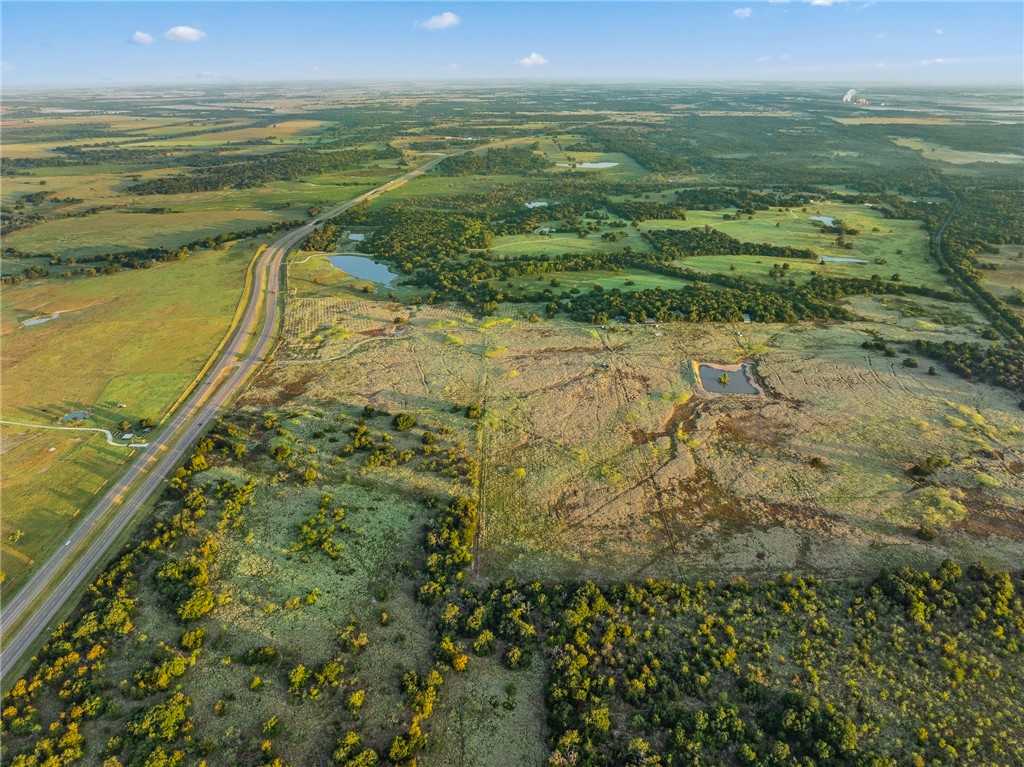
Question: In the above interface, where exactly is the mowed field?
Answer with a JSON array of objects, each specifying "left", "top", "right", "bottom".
[
  {"left": 245, "top": 295, "right": 1024, "bottom": 585},
  {"left": 0, "top": 244, "right": 252, "bottom": 591}
]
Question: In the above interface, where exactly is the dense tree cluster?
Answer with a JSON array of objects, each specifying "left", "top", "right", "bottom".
[
  {"left": 434, "top": 146, "right": 552, "bottom": 176},
  {"left": 368, "top": 209, "right": 493, "bottom": 266},
  {"left": 645, "top": 226, "right": 819, "bottom": 260},
  {"left": 129, "top": 146, "right": 399, "bottom": 195},
  {"left": 909, "top": 339, "right": 1024, "bottom": 394},
  {"left": 533, "top": 563, "right": 1024, "bottom": 767},
  {"left": 303, "top": 222, "right": 341, "bottom": 252},
  {"left": 577, "top": 126, "right": 691, "bottom": 173}
]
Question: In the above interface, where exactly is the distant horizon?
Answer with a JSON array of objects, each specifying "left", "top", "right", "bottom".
[
  {"left": 3, "top": 2, "right": 1022, "bottom": 87},
  {"left": 4, "top": 79, "right": 1024, "bottom": 94}
]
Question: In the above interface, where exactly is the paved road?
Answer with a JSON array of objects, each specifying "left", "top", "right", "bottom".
[{"left": 0, "top": 155, "right": 446, "bottom": 680}]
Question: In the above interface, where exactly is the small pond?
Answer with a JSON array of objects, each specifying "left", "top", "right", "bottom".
[
  {"left": 557, "top": 162, "right": 619, "bottom": 169},
  {"left": 347, "top": 233, "right": 365, "bottom": 242},
  {"left": 809, "top": 215, "right": 835, "bottom": 227},
  {"left": 62, "top": 411, "right": 89, "bottom": 423},
  {"left": 525, "top": 201, "right": 548, "bottom": 208},
  {"left": 697, "top": 363, "right": 761, "bottom": 395},
  {"left": 328, "top": 255, "right": 399, "bottom": 286},
  {"left": 24, "top": 314, "right": 59, "bottom": 327},
  {"left": 820, "top": 255, "right": 869, "bottom": 264}
]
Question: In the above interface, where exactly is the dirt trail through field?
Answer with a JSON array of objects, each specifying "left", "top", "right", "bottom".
[{"left": 0, "top": 419, "right": 149, "bottom": 448}]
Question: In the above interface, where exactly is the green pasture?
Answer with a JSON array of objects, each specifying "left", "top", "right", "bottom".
[
  {"left": 0, "top": 244, "right": 253, "bottom": 589},
  {"left": 640, "top": 203, "right": 948, "bottom": 289}
]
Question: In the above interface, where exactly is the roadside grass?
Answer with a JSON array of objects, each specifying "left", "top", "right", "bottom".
[{"left": 0, "top": 244, "right": 253, "bottom": 590}]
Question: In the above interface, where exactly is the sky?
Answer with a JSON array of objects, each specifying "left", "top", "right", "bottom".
[{"left": 2, "top": 1, "right": 1022, "bottom": 86}]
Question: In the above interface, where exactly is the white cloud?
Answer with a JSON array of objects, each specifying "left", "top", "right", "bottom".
[
  {"left": 733, "top": 7, "right": 753, "bottom": 19},
  {"left": 306, "top": 66, "right": 322, "bottom": 74},
  {"left": 876, "top": 32, "right": 886, "bottom": 40},
  {"left": 516, "top": 52, "right": 549, "bottom": 68},
  {"left": 756, "top": 53, "right": 792, "bottom": 63},
  {"left": 130, "top": 31, "right": 154, "bottom": 45},
  {"left": 416, "top": 12, "right": 461, "bottom": 30},
  {"left": 164, "top": 25, "right": 207, "bottom": 42},
  {"left": 935, "top": 28, "right": 944, "bottom": 34},
  {"left": 920, "top": 58, "right": 957, "bottom": 66}
]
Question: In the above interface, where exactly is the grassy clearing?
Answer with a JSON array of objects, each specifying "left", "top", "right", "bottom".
[
  {"left": 642, "top": 202, "right": 948, "bottom": 288},
  {"left": 175, "top": 479, "right": 433, "bottom": 763},
  {"left": 504, "top": 269, "right": 689, "bottom": 296},
  {"left": 977, "top": 244, "right": 1024, "bottom": 324},
  {"left": 253, "top": 298, "right": 1024, "bottom": 585},
  {"left": 5, "top": 210, "right": 294, "bottom": 258},
  {"left": 481, "top": 227, "right": 653, "bottom": 257},
  {"left": 428, "top": 657, "right": 548, "bottom": 767},
  {"left": 890, "top": 137, "right": 1024, "bottom": 164},
  {"left": 0, "top": 244, "right": 252, "bottom": 590}
]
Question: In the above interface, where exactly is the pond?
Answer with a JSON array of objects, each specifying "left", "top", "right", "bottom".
[
  {"left": 809, "top": 215, "right": 835, "bottom": 227},
  {"left": 347, "top": 233, "right": 365, "bottom": 241},
  {"left": 557, "top": 162, "right": 620, "bottom": 169},
  {"left": 697, "top": 362, "right": 762, "bottom": 395},
  {"left": 525, "top": 201, "right": 548, "bottom": 208},
  {"left": 24, "top": 314, "right": 59, "bottom": 327},
  {"left": 62, "top": 410, "right": 89, "bottom": 423},
  {"left": 328, "top": 255, "right": 399, "bottom": 286},
  {"left": 820, "top": 255, "right": 869, "bottom": 264}
]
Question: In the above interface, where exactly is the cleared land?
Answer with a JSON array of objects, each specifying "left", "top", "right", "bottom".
[{"left": 251, "top": 297, "right": 1024, "bottom": 583}]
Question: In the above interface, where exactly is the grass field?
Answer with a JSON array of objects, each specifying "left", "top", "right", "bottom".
[
  {"left": 250, "top": 297, "right": 1024, "bottom": 585},
  {"left": 5, "top": 209, "right": 297, "bottom": 259},
  {"left": 891, "top": 137, "right": 1024, "bottom": 164},
  {"left": 641, "top": 202, "right": 950, "bottom": 288},
  {"left": 0, "top": 243, "right": 253, "bottom": 591},
  {"left": 978, "top": 244, "right": 1024, "bottom": 324}
]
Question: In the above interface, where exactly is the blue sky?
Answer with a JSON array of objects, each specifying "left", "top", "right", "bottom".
[{"left": 2, "top": 2, "right": 1021, "bottom": 86}]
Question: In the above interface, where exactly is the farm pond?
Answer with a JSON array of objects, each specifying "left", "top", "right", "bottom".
[
  {"left": 696, "top": 362, "right": 762, "bottom": 395},
  {"left": 23, "top": 314, "right": 59, "bottom": 327},
  {"left": 328, "top": 255, "right": 399, "bottom": 286}
]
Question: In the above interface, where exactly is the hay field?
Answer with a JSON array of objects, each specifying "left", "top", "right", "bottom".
[
  {"left": 0, "top": 244, "right": 252, "bottom": 590},
  {"left": 245, "top": 297, "right": 1024, "bottom": 584}
]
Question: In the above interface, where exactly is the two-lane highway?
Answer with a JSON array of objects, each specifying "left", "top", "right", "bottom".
[{"left": 0, "top": 155, "right": 447, "bottom": 680}]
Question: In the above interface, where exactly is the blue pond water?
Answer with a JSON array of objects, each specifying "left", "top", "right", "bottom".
[
  {"left": 24, "top": 314, "right": 58, "bottom": 327},
  {"left": 327, "top": 255, "right": 399, "bottom": 286},
  {"left": 698, "top": 363, "right": 760, "bottom": 395}
]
